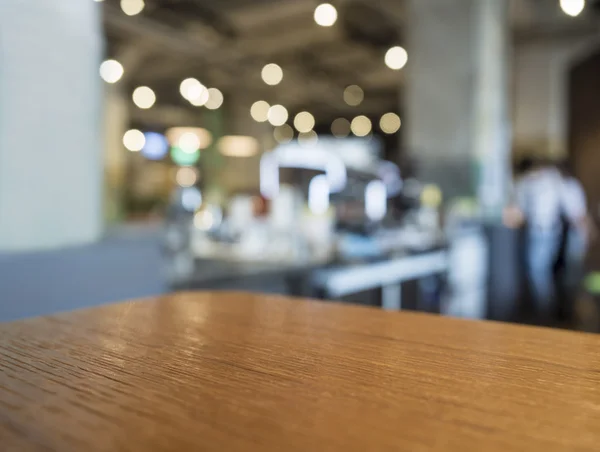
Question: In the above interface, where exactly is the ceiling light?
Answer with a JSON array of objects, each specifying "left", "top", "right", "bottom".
[
  {"left": 331, "top": 118, "right": 350, "bottom": 138},
  {"left": 123, "top": 129, "right": 145, "bottom": 152},
  {"left": 314, "top": 3, "right": 337, "bottom": 27},
  {"left": 351, "top": 115, "right": 372, "bottom": 137},
  {"left": 99, "top": 59, "right": 123, "bottom": 84},
  {"left": 120, "top": 0, "right": 144, "bottom": 16},
  {"left": 205, "top": 88, "right": 224, "bottom": 110},
  {"left": 218, "top": 136, "right": 260, "bottom": 157},
  {"left": 132, "top": 86, "right": 156, "bottom": 109},
  {"left": 179, "top": 79, "right": 209, "bottom": 106},
  {"left": 380, "top": 113, "right": 401, "bottom": 134},
  {"left": 180, "top": 78, "right": 202, "bottom": 100},
  {"left": 343, "top": 85, "right": 364, "bottom": 106},
  {"left": 250, "top": 100, "right": 270, "bottom": 122},
  {"left": 385, "top": 46, "right": 408, "bottom": 70},
  {"left": 261, "top": 63, "right": 283, "bottom": 86},
  {"left": 293, "top": 111, "right": 315, "bottom": 133},
  {"left": 560, "top": 0, "right": 585, "bottom": 16},
  {"left": 189, "top": 88, "right": 210, "bottom": 107},
  {"left": 274, "top": 125, "right": 294, "bottom": 144},
  {"left": 267, "top": 104, "right": 288, "bottom": 127}
]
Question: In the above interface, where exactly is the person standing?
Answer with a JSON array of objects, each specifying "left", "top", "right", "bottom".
[{"left": 513, "top": 159, "right": 566, "bottom": 324}]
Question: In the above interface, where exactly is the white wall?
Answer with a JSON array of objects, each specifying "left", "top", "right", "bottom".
[
  {"left": 0, "top": 0, "right": 103, "bottom": 251},
  {"left": 512, "top": 41, "right": 572, "bottom": 158}
]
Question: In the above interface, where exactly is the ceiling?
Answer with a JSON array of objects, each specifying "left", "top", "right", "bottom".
[
  {"left": 101, "top": 0, "right": 600, "bottom": 129},
  {"left": 103, "top": 0, "right": 404, "bottom": 128}
]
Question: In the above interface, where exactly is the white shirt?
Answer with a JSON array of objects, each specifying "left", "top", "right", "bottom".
[
  {"left": 561, "top": 177, "right": 587, "bottom": 223},
  {"left": 515, "top": 168, "right": 564, "bottom": 230}
]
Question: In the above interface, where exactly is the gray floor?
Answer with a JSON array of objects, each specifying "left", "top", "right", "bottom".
[{"left": 0, "top": 226, "right": 168, "bottom": 322}]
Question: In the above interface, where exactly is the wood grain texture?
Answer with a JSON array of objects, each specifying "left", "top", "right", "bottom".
[{"left": 2, "top": 291, "right": 600, "bottom": 451}]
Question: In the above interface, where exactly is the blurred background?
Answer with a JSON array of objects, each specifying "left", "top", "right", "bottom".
[{"left": 2, "top": 0, "right": 600, "bottom": 329}]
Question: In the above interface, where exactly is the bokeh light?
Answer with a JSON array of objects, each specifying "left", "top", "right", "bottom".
[
  {"left": 205, "top": 88, "right": 224, "bottom": 110},
  {"left": 120, "top": 0, "right": 144, "bottom": 16},
  {"left": 218, "top": 136, "right": 259, "bottom": 157},
  {"left": 351, "top": 115, "right": 372, "bottom": 137},
  {"left": 314, "top": 3, "right": 337, "bottom": 27},
  {"left": 166, "top": 127, "right": 212, "bottom": 150},
  {"left": 293, "top": 111, "right": 315, "bottom": 133},
  {"left": 380, "top": 112, "right": 401, "bottom": 134},
  {"left": 343, "top": 85, "right": 364, "bottom": 106},
  {"left": 267, "top": 104, "right": 288, "bottom": 126},
  {"left": 189, "top": 88, "right": 209, "bottom": 107},
  {"left": 99, "top": 59, "right": 123, "bottom": 84},
  {"left": 142, "top": 132, "right": 169, "bottom": 160},
  {"left": 123, "top": 129, "right": 145, "bottom": 152},
  {"left": 560, "top": 0, "right": 585, "bottom": 16},
  {"left": 298, "top": 130, "right": 319, "bottom": 147},
  {"left": 194, "top": 210, "right": 215, "bottom": 231},
  {"left": 132, "top": 86, "right": 156, "bottom": 109},
  {"left": 261, "top": 64, "right": 283, "bottom": 86},
  {"left": 250, "top": 100, "right": 270, "bottom": 122},
  {"left": 331, "top": 118, "right": 351, "bottom": 138},
  {"left": 182, "top": 187, "right": 202, "bottom": 212},
  {"left": 421, "top": 184, "right": 443, "bottom": 208},
  {"left": 171, "top": 147, "right": 200, "bottom": 166},
  {"left": 274, "top": 124, "right": 294, "bottom": 144},
  {"left": 176, "top": 167, "right": 198, "bottom": 187},
  {"left": 178, "top": 132, "right": 201, "bottom": 154},
  {"left": 385, "top": 46, "right": 408, "bottom": 70},
  {"left": 180, "top": 78, "right": 202, "bottom": 101}
]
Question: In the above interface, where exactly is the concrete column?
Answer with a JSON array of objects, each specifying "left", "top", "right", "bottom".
[
  {"left": 405, "top": 0, "right": 511, "bottom": 216},
  {"left": 217, "top": 99, "right": 273, "bottom": 196},
  {"left": 0, "top": 0, "right": 103, "bottom": 251}
]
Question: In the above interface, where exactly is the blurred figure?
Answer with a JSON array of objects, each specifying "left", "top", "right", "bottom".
[
  {"left": 513, "top": 158, "right": 565, "bottom": 324},
  {"left": 554, "top": 160, "right": 592, "bottom": 322}
]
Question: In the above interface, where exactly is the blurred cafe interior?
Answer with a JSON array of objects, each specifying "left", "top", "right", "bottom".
[{"left": 3, "top": 0, "right": 600, "bottom": 330}]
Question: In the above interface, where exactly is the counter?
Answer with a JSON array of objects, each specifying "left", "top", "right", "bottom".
[{"left": 2, "top": 291, "right": 600, "bottom": 451}]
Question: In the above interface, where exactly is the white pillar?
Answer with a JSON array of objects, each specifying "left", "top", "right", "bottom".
[
  {"left": 405, "top": 0, "right": 511, "bottom": 216},
  {"left": 0, "top": 0, "right": 103, "bottom": 251},
  {"left": 472, "top": 0, "right": 511, "bottom": 217}
]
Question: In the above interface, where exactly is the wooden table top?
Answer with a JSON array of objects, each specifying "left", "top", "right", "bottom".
[{"left": 2, "top": 292, "right": 600, "bottom": 451}]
